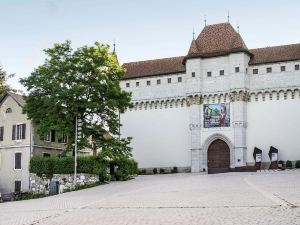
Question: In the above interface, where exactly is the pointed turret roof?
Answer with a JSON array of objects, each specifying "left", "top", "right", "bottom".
[
  {"left": 188, "top": 39, "right": 200, "bottom": 55},
  {"left": 185, "top": 22, "right": 251, "bottom": 62}
]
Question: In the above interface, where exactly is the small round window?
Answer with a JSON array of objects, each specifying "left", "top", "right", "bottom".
[{"left": 6, "top": 108, "right": 12, "bottom": 113}]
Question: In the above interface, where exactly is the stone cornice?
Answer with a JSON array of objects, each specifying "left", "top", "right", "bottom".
[{"left": 128, "top": 88, "right": 300, "bottom": 111}]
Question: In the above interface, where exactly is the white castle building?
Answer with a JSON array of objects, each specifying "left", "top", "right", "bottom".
[{"left": 120, "top": 22, "right": 300, "bottom": 173}]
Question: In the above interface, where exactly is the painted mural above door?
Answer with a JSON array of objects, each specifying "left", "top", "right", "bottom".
[{"left": 203, "top": 103, "right": 230, "bottom": 128}]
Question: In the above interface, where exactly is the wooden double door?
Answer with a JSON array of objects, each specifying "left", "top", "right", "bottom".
[{"left": 207, "top": 139, "right": 230, "bottom": 174}]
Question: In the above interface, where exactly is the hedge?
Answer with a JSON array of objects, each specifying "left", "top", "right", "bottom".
[
  {"left": 30, "top": 156, "right": 102, "bottom": 175},
  {"left": 30, "top": 155, "right": 138, "bottom": 181},
  {"left": 112, "top": 157, "right": 139, "bottom": 181}
]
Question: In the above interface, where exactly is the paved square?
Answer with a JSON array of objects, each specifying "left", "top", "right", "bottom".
[{"left": 0, "top": 171, "right": 299, "bottom": 225}]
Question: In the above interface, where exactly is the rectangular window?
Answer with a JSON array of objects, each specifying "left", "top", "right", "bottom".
[
  {"left": 136, "top": 82, "right": 139, "bottom": 87},
  {"left": 147, "top": 81, "right": 150, "bottom": 86},
  {"left": 219, "top": 70, "right": 224, "bottom": 76},
  {"left": 126, "top": 83, "right": 130, "bottom": 88},
  {"left": 192, "top": 72, "right": 195, "bottom": 77},
  {"left": 43, "top": 153, "right": 51, "bottom": 157},
  {"left": 0, "top": 126, "right": 3, "bottom": 141},
  {"left": 207, "top": 72, "right": 212, "bottom": 77},
  {"left": 253, "top": 69, "right": 258, "bottom": 74},
  {"left": 266, "top": 67, "right": 272, "bottom": 73},
  {"left": 167, "top": 78, "right": 171, "bottom": 83},
  {"left": 178, "top": 77, "right": 182, "bottom": 82},
  {"left": 62, "top": 133, "right": 67, "bottom": 144},
  {"left": 15, "top": 152, "right": 21, "bottom": 169},
  {"left": 157, "top": 79, "right": 161, "bottom": 85},
  {"left": 45, "top": 132, "right": 51, "bottom": 142},
  {"left": 14, "top": 180, "right": 21, "bottom": 193},
  {"left": 295, "top": 64, "right": 299, "bottom": 70},
  {"left": 235, "top": 67, "right": 240, "bottom": 73},
  {"left": 281, "top": 66, "right": 286, "bottom": 72},
  {"left": 13, "top": 124, "right": 26, "bottom": 140},
  {"left": 58, "top": 133, "right": 67, "bottom": 144}
]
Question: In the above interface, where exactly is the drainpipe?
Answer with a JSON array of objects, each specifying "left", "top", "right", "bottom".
[{"left": 29, "top": 121, "right": 33, "bottom": 191}]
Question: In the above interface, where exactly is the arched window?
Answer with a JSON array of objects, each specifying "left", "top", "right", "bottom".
[{"left": 6, "top": 108, "right": 12, "bottom": 113}]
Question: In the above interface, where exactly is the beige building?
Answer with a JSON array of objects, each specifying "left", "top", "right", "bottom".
[{"left": 0, "top": 92, "right": 66, "bottom": 194}]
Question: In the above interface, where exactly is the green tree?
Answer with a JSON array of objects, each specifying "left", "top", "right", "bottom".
[
  {"left": 21, "top": 41, "right": 132, "bottom": 156},
  {"left": 0, "top": 65, "right": 14, "bottom": 96}
]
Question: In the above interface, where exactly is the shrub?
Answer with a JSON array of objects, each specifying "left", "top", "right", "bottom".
[
  {"left": 153, "top": 168, "right": 158, "bottom": 174},
  {"left": 139, "top": 169, "right": 146, "bottom": 175},
  {"left": 113, "top": 158, "right": 138, "bottom": 181},
  {"left": 286, "top": 160, "right": 293, "bottom": 168},
  {"left": 15, "top": 192, "right": 47, "bottom": 201},
  {"left": 159, "top": 168, "right": 165, "bottom": 174},
  {"left": 278, "top": 160, "right": 285, "bottom": 166},
  {"left": 295, "top": 160, "right": 300, "bottom": 168},
  {"left": 171, "top": 166, "right": 178, "bottom": 173}
]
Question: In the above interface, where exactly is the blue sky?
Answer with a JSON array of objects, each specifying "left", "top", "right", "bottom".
[{"left": 1, "top": 0, "right": 300, "bottom": 91}]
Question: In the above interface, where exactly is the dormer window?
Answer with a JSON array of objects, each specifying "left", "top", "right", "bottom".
[{"left": 6, "top": 108, "right": 12, "bottom": 113}]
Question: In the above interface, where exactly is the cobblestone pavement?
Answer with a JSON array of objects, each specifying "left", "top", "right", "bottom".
[{"left": 0, "top": 170, "right": 299, "bottom": 225}]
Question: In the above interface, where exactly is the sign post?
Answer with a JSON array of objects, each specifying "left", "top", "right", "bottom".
[{"left": 74, "top": 115, "right": 82, "bottom": 185}]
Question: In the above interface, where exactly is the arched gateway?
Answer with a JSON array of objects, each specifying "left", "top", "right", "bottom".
[{"left": 207, "top": 139, "right": 230, "bottom": 174}]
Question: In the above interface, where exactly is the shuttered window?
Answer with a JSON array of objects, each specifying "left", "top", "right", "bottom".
[
  {"left": 0, "top": 126, "right": 4, "bottom": 141},
  {"left": 12, "top": 124, "right": 26, "bottom": 140},
  {"left": 58, "top": 133, "right": 67, "bottom": 144},
  {"left": 15, "top": 152, "right": 22, "bottom": 169},
  {"left": 14, "top": 180, "right": 21, "bottom": 193}
]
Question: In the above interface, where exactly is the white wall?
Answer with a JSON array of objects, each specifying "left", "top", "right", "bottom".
[
  {"left": 121, "top": 107, "right": 190, "bottom": 168},
  {"left": 247, "top": 97, "right": 300, "bottom": 163}
]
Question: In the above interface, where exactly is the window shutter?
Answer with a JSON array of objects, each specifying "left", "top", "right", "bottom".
[
  {"left": 12, "top": 125, "right": 16, "bottom": 140},
  {"left": 0, "top": 126, "right": 3, "bottom": 141},
  {"left": 22, "top": 124, "right": 26, "bottom": 139},
  {"left": 15, "top": 153, "right": 21, "bottom": 169},
  {"left": 51, "top": 130, "right": 55, "bottom": 142}
]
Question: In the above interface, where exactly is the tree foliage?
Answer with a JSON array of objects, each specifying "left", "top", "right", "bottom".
[
  {"left": 21, "top": 41, "right": 132, "bottom": 154},
  {"left": 0, "top": 65, "right": 14, "bottom": 96}
]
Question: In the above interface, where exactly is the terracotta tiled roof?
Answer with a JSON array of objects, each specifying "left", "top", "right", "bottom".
[
  {"left": 186, "top": 23, "right": 250, "bottom": 60},
  {"left": 249, "top": 44, "right": 300, "bottom": 65},
  {"left": 122, "top": 23, "right": 300, "bottom": 79},
  {"left": 122, "top": 56, "right": 185, "bottom": 80},
  {"left": 0, "top": 91, "right": 25, "bottom": 107}
]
